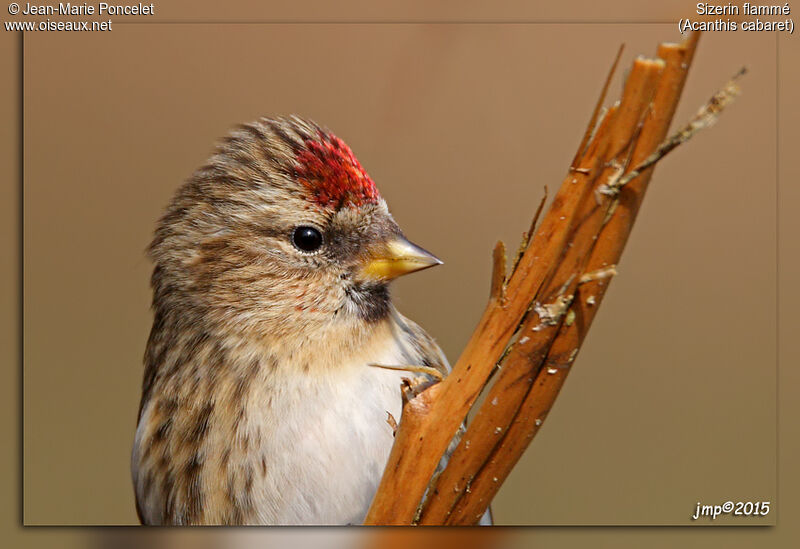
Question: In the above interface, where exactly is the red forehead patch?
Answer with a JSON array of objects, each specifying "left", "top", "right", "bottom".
[{"left": 294, "top": 131, "right": 380, "bottom": 209}]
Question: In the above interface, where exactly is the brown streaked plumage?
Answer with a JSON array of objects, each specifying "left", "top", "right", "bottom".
[{"left": 132, "top": 116, "right": 452, "bottom": 525}]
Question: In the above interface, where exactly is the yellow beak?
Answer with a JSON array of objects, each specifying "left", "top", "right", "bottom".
[{"left": 358, "top": 236, "right": 442, "bottom": 282}]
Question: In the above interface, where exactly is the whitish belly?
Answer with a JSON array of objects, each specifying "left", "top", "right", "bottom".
[{"left": 245, "top": 364, "right": 407, "bottom": 524}]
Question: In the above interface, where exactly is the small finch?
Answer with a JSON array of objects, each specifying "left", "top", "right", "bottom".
[{"left": 131, "top": 116, "right": 453, "bottom": 525}]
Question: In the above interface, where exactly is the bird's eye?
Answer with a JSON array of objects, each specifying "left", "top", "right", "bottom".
[{"left": 292, "top": 226, "right": 323, "bottom": 253}]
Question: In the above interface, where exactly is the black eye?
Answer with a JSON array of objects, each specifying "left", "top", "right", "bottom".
[{"left": 292, "top": 226, "right": 323, "bottom": 253}]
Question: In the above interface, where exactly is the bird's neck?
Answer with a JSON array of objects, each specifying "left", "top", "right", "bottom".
[{"left": 142, "top": 303, "right": 399, "bottom": 397}]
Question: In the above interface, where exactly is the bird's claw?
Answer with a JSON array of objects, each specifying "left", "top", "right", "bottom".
[
  {"left": 400, "top": 374, "right": 438, "bottom": 402},
  {"left": 368, "top": 363, "right": 443, "bottom": 402}
]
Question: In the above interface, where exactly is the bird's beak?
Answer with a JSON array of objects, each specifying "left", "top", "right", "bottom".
[{"left": 358, "top": 236, "right": 443, "bottom": 282}]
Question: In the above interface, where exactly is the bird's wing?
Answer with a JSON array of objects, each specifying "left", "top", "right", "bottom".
[{"left": 389, "top": 307, "right": 450, "bottom": 380}]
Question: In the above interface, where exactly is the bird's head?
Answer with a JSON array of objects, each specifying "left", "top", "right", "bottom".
[{"left": 148, "top": 115, "right": 441, "bottom": 340}]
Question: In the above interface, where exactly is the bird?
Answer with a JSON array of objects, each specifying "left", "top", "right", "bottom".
[{"left": 131, "top": 115, "right": 457, "bottom": 525}]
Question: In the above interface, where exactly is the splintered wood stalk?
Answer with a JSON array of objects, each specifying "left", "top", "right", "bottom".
[{"left": 365, "top": 31, "right": 739, "bottom": 526}]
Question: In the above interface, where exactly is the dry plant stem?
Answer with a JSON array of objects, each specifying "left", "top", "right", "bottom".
[
  {"left": 414, "top": 49, "right": 640, "bottom": 526},
  {"left": 365, "top": 32, "right": 702, "bottom": 526},
  {"left": 608, "top": 67, "right": 744, "bottom": 194},
  {"left": 571, "top": 44, "right": 625, "bottom": 168},
  {"left": 419, "top": 56, "right": 665, "bottom": 525},
  {"left": 364, "top": 151, "right": 598, "bottom": 525},
  {"left": 417, "top": 107, "right": 615, "bottom": 525},
  {"left": 511, "top": 189, "right": 549, "bottom": 274},
  {"left": 443, "top": 35, "right": 701, "bottom": 525},
  {"left": 363, "top": 70, "right": 618, "bottom": 527},
  {"left": 490, "top": 241, "right": 507, "bottom": 304}
]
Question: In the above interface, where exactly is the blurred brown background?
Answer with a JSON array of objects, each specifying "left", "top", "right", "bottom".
[{"left": 2, "top": 0, "right": 799, "bottom": 546}]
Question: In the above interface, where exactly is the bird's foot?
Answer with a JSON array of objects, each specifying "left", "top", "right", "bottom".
[{"left": 368, "top": 363, "right": 443, "bottom": 401}]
